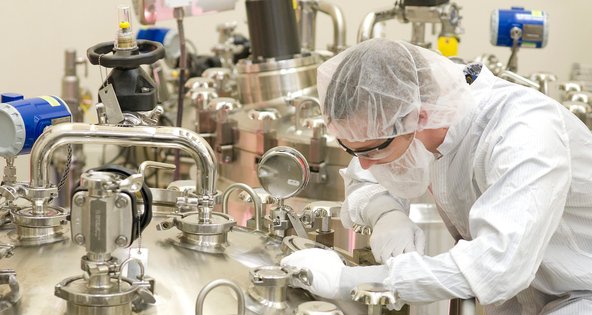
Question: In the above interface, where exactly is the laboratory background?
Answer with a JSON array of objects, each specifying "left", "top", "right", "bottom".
[{"left": 0, "top": 0, "right": 590, "bottom": 314}]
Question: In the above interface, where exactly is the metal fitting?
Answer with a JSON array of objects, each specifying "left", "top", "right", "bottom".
[
  {"left": 74, "top": 233, "right": 85, "bottom": 245},
  {"left": 115, "top": 196, "right": 129, "bottom": 208}
]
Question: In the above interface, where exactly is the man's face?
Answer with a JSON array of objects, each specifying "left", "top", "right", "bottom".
[{"left": 338, "top": 133, "right": 414, "bottom": 170}]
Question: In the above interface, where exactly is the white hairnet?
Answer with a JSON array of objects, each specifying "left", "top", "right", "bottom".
[{"left": 317, "top": 38, "right": 474, "bottom": 141}]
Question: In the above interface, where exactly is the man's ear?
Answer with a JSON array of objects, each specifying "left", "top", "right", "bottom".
[{"left": 417, "top": 109, "right": 429, "bottom": 130}]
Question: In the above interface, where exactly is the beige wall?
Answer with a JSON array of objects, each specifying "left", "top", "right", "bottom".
[{"left": 0, "top": 0, "right": 590, "bottom": 179}]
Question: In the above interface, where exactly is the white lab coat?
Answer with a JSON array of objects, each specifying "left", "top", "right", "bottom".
[{"left": 346, "top": 66, "right": 592, "bottom": 314}]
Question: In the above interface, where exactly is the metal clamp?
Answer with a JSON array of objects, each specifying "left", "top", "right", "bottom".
[
  {"left": 283, "top": 266, "right": 314, "bottom": 287},
  {"left": 0, "top": 244, "right": 14, "bottom": 260},
  {"left": 0, "top": 269, "right": 20, "bottom": 305},
  {"left": 351, "top": 283, "right": 396, "bottom": 315}
]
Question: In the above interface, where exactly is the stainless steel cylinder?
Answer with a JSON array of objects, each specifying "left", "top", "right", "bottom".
[{"left": 246, "top": 0, "right": 301, "bottom": 61}]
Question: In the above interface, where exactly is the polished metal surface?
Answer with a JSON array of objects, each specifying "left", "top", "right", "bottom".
[
  {"left": 236, "top": 55, "right": 320, "bottom": 107},
  {"left": 0, "top": 216, "right": 368, "bottom": 314},
  {"left": 296, "top": 301, "right": 343, "bottom": 315}
]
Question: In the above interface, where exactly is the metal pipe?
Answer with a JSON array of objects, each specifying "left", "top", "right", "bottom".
[
  {"left": 357, "top": 7, "right": 398, "bottom": 43},
  {"left": 317, "top": 1, "right": 346, "bottom": 52},
  {"left": 222, "top": 183, "right": 263, "bottom": 232},
  {"left": 297, "top": 0, "right": 318, "bottom": 52},
  {"left": 29, "top": 123, "right": 217, "bottom": 196},
  {"left": 195, "top": 279, "right": 245, "bottom": 315}
]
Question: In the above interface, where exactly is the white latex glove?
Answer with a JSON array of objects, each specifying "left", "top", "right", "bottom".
[
  {"left": 371, "top": 211, "right": 426, "bottom": 263},
  {"left": 339, "top": 158, "right": 410, "bottom": 229},
  {"left": 281, "top": 248, "right": 391, "bottom": 300},
  {"left": 280, "top": 248, "right": 344, "bottom": 299}
]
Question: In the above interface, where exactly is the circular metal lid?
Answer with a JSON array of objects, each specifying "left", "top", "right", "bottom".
[
  {"left": 296, "top": 301, "right": 343, "bottom": 315},
  {"left": 250, "top": 265, "right": 290, "bottom": 281},
  {"left": 257, "top": 146, "right": 310, "bottom": 199}
]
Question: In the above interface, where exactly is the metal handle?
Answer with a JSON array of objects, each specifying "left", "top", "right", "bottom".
[
  {"left": 118, "top": 257, "right": 146, "bottom": 284},
  {"left": 195, "top": 279, "right": 245, "bottom": 315},
  {"left": 294, "top": 96, "right": 322, "bottom": 131},
  {"left": 117, "top": 174, "right": 144, "bottom": 193},
  {"left": 138, "top": 161, "right": 176, "bottom": 178},
  {"left": 222, "top": 183, "right": 263, "bottom": 232},
  {"left": 282, "top": 266, "right": 314, "bottom": 287}
]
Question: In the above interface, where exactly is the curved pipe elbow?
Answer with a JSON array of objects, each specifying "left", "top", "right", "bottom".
[{"left": 318, "top": 1, "right": 347, "bottom": 52}]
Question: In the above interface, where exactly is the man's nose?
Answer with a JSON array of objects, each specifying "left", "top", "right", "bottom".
[{"left": 358, "top": 158, "right": 376, "bottom": 170}]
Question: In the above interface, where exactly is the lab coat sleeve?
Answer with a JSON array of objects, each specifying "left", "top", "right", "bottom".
[
  {"left": 340, "top": 157, "right": 410, "bottom": 228},
  {"left": 385, "top": 102, "right": 571, "bottom": 305}
]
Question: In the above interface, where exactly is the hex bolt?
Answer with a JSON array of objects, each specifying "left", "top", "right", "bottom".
[
  {"left": 115, "top": 196, "right": 128, "bottom": 208},
  {"left": 115, "top": 235, "right": 128, "bottom": 247},
  {"left": 74, "top": 195, "right": 85, "bottom": 207},
  {"left": 74, "top": 233, "right": 85, "bottom": 245}
]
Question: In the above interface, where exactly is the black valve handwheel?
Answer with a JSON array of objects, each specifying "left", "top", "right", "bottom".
[{"left": 87, "top": 40, "right": 165, "bottom": 68}]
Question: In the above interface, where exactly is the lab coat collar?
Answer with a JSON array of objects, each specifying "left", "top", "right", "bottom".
[{"left": 436, "top": 64, "right": 495, "bottom": 157}]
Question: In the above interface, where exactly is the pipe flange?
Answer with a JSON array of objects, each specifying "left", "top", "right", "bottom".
[
  {"left": 10, "top": 206, "right": 68, "bottom": 227},
  {"left": 173, "top": 212, "right": 236, "bottom": 235},
  {"left": 55, "top": 276, "right": 138, "bottom": 307},
  {"left": 170, "top": 212, "right": 236, "bottom": 253},
  {"left": 236, "top": 54, "right": 320, "bottom": 74}
]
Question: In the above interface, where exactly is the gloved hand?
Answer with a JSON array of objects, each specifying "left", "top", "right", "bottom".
[
  {"left": 280, "top": 248, "right": 344, "bottom": 299},
  {"left": 281, "top": 248, "right": 391, "bottom": 300},
  {"left": 340, "top": 158, "right": 410, "bottom": 229},
  {"left": 371, "top": 211, "right": 426, "bottom": 263}
]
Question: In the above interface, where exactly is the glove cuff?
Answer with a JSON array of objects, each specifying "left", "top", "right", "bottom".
[{"left": 336, "top": 265, "right": 390, "bottom": 300}]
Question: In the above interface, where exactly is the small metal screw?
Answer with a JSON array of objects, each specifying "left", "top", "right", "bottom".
[
  {"left": 74, "top": 195, "right": 85, "bottom": 207},
  {"left": 74, "top": 233, "right": 85, "bottom": 245},
  {"left": 115, "top": 196, "right": 128, "bottom": 208},
  {"left": 115, "top": 235, "right": 128, "bottom": 247}
]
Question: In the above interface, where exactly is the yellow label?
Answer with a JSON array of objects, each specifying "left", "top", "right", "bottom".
[
  {"left": 39, "top": 96, "right": 60, "bottom": 107},
  {"left": 293, "top": 0, "right": 298, "bottom": 10},
  {"left": 438, "top": 36, "right": 459, "bottom": 57},
  {"left": 531, "top": 10, "right": 543, "bottom": 17}
]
